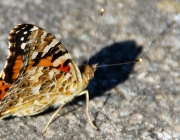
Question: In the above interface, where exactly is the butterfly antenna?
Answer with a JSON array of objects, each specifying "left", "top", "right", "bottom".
[
  {"left": 97, "top": 58, "right": 142, "bottom": 68},
  {"left": 87, "top": 8, "right": 105, "bottom": 64}
]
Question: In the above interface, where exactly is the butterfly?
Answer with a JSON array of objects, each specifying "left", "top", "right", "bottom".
[{"left": 0, "top": 24, "right": 98, "bottom": 133}]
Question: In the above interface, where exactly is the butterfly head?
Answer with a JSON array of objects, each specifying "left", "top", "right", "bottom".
[{"left": 80, "top": 64, "right": 98, "bottom": 81}]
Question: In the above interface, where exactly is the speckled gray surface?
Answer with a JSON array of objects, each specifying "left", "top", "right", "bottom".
[{"left": 0, "top": 0, "right": 179, "bottom": 139}]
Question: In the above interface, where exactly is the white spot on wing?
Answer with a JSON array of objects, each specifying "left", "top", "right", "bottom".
[
  {"left": 15, "top": 30, "right": 20, "bottom": 34},
  {"left": 32, "top": 52, "right": 38, "bottom": 59},
  {"left": 27, "top": 76, "right": 34, "bottom": 80},
  {"left": 10, "top": 30, "right": 14, "bottom": 33},
  {"left": 34, "top": 67, "right": 44, "bottom": 74},
  {"left": 48, "top": 69, "right": 59, "bottom": 79},
  {"left": 30, "top": 26, "right": 38, "bottom": 31},
  {"left": 21, "top": 37, "right": 24, "bottom": 41},
  {"left": 53, "top": 54, "right": 70, "bottom": 67},
  {"left": 29, "top": 67, "right": 37, "bottom": 74},
  {"left": 8, "top": 42, "right": 11, "bottom": 49},
  {"left": 32, "top": 46, "right": 36, "bottom": 50},
  {"left": 31, "top": 84, "right": 41, "bottom": 94},
  {"left": 24, "top": 31, "right": 28, "bottom": 34},
  {"left": 3, "top": 61, "right": 8, "bottom": 69},
  {"left": 48, "top": 71, "right": 55, "bottom": 79},
  {"left": 41, "top": 31, "right": 47, "bottom": 38},
  {"left": 8, "top": 36, "right": 12, "bottom": 40},
  {"left": 21, "top": 43, "right": 26, "bottom": 49},
  {"left": 42, "top": 39, "right": 59, "bottom": 57}
]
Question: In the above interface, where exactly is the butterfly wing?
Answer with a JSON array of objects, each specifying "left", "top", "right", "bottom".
[
  {"left": 0, "top": 66, "right": 78, "bottom": 118},
  {"left": 0, "top": 24, "right": 26, "bottom": 99},
  {"left": 0, "top": 24, "right": 82, "bottom": 117},
  {"left": 0, "top": 24, "right": 82, "bottom": 100}
]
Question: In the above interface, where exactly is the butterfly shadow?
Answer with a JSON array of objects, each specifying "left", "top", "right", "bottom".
[{"left": 74, "top": 40, "right": 143, "bottom": 102}]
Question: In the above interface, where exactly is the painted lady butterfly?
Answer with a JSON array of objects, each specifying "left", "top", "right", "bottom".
[{"left": 0, "top": 24, "right": 98, "bottom": 133}]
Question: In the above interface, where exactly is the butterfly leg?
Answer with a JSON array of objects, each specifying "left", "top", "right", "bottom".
[
  {"left": 43, "top": 103, "right": 65, "bottom": 134},
  {"left": 78, "top": 90, "right": 98, "bottom": 130}
]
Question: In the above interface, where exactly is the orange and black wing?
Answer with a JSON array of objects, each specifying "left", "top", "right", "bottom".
[{"left": 0, "top": 24, "right": 82, "bottom": 100}]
